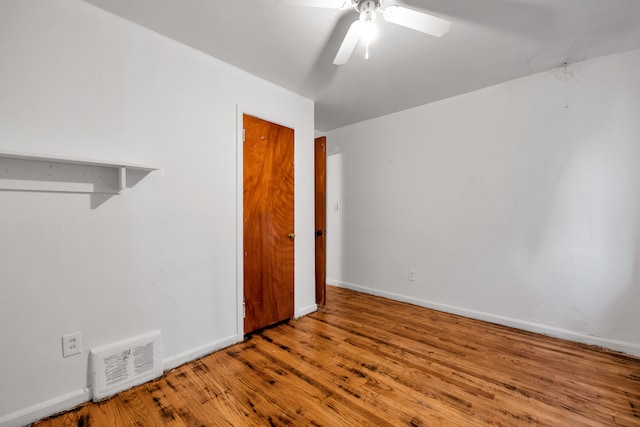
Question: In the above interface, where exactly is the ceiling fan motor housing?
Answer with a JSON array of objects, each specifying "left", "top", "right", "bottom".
[{"left": 357, "top": 0, "right": 379, "bottom": 21}]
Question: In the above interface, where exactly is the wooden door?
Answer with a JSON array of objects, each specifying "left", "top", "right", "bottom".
[
  {"left": 243, "top": 114, "right": 295, "bottom": 334},
  {"left": 314, "top": 136, "right": 327, "bottom": 306}
]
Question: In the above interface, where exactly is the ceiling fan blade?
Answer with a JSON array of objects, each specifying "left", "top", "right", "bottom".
[
  {"left": 275, "top": 0, "right": 349, "bottom": 9},
  {"left": 333, "top": 20, "right": 362, "bottom": 65},
  {"left": 383, "top": 5, "right": 451, "bottom": 37}
]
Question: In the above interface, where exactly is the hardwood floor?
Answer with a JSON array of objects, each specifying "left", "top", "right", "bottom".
[{"left": 36, "top": 286, "right": 640, "bottom": 426}]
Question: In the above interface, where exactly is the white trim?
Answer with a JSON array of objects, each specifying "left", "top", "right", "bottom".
[
  {"left": 162, "top": 334, "right": 240, "bottom": 371},
  {"left": 236, "top": 105, "right": 245, "bottom": 339},
  {"left": 236, "top": 104, "right": 300, "bottom": 338},
  {"left": 295, "top": 304, "right": 318, "bottom": 318},
  {"left": 0, "top": 150, "right": 158, "bottom": 194},
  {"left": 0, "top": 149, "right": 157, "bottom": 171},
  {"left": 0, "top": 388, "right": 90, "bottom": 427},
  {"left": 330, "top": 280, "right": 640, "bottom": 357},
  {"left": 118, "top": 166, "right": 127, "bottom": 191}
]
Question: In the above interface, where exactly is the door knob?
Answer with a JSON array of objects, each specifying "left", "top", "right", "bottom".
[
  {"left": 315, "top": 229, "right": 323, "bottom": 238},
  {"left": 288, "top": 233, "right": 295, "bottom": 239}
]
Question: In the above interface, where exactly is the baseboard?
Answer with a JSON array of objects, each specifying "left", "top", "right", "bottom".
[
  {"left": 162, "top": 334, "right": 240, "bottom": 372},
  {"left": 296, "top": 303, "right": 318, "bottom": 318},
  {"left": 330, "top": 280, "right": 640, "bottom": 357},
  {"left": 0, "top": 388, "right": 90, "bottom": 427},
  {"left": 0, "top": 335, "right": 242, "bottom": 427}
]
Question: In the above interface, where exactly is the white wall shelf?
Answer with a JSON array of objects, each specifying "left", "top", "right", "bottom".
[{"left": 0, "top": 150, "right": 158, "bottom": 194}]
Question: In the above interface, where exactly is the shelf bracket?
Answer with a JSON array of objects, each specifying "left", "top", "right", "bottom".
[{"left": 118, "top": 166, "right": 127, "bottom": 192}]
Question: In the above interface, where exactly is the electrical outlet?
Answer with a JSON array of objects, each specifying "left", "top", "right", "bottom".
[
  {"left": 62, "top": 332, "right": 82, "bottom": 358},
  {"left": 408, "top": 269, "right": 416, "bottom": 282}
]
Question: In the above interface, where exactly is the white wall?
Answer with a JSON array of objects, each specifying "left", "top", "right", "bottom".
[
  {"left": 0, "top": 1, "right": 315, "bottom": 425},
  {"left": 326, "top": 48, "right": 640, "bottom": 356},
  {"left": 326, "top": 153, "right": 343, "bottom": 282}
]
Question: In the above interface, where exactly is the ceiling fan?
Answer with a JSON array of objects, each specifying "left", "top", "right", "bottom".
[{"left": 276, "top": 0, "right": 451, "bottom": 65}]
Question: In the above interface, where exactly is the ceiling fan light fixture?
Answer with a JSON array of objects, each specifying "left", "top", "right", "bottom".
[
  {"left": 360, "top": 20, "right": 377, "bottom": 43},
  {"left": 361, "top": 20, "right": 377, "bottom": 59},
  {"left": 289, "top": 0, "right": 451, "bottom": 65},
  {"left": 356, "top": 0, "right": 378, "bottom": 60}
]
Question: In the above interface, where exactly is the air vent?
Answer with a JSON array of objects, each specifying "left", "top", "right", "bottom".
[{"left": 90, "top": 331, "right": 162, "bottom": 401}]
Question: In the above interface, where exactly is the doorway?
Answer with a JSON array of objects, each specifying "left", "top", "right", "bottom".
[{"left": 243, "top": 114, "right": 295, "bottom": 334}]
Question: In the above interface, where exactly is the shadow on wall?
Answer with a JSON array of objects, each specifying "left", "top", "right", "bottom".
[
  {"left": 602, "top": 240, "right": 640, "bottom": 349},
  {"left": 511, "top": 70, "right": 640, "bottom": 348},
  {"left": 595, "top": 167, "right": 640, "bottom": 348}
]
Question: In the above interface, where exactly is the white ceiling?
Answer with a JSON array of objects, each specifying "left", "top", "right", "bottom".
[{"left": 83, "top": 0, "right": 640, "bottom": 131}]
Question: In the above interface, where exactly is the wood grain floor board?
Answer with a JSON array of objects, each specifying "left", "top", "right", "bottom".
[
  {"left": 35, "top": 286, "right": 640, "bottom": 426},
  {"left": 257, "top": 325, "right": 495, "bottom": 426},
  {"left": 316, "top": 292, "right": 637, "bottom": 426},
  {"left": 291, "top": 315, "right": 565, "bottom": 426},
  {"left": 164, "top": 365, "right": 242, "bottom": 426},
  {"left": 316, "top": 290, "right": 640, "bottom": 424},
  {"left": 236, "top": 339, "right": 400, "bottom": 426},
  {"left": 254, "top": 334, "right": 445, "bottom": 426}
]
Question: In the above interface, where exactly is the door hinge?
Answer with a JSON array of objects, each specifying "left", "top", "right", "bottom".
[
  {"left": 242, "top": 129, "right": 245, "bottom": 142},
  {"left": 243, "top": 301, "right": 246, "bottom": 319}
]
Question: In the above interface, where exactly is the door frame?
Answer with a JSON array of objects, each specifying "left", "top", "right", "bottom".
[{"left": 235, "top": 104, "right": 299, "bottom": 341}]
